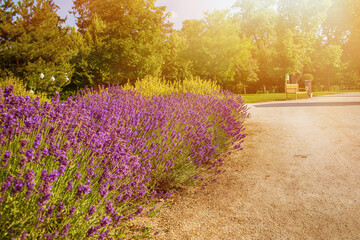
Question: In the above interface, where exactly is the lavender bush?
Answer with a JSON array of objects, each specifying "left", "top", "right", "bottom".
[{"left": 0, "top": 85, "right": 248, "bottom": 239}]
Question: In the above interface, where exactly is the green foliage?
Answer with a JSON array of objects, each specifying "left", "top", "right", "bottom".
[
  {"left": 181, "top": 10, "right": 253, "bottom": 87},
  {"left": 2, "top": 0, "right": 360, "bottom": 94},
  {"left": 231, "top": 0, "right": 360, "bottom": 92},
  {"left": 342, "top": 0, "right": 360, "bottom": 80},
  {"left": 161, "top": 31, "right": 192, "bottom": 82},
  {"left": 70, "top": 15, "right": 111, "bottom": 87},
  {"left": 274, "top": 27, "right": 307, "bottom": 76},
  {"left": 313, "top": 44, "right": 343, "bottom": 70},
  {"left": 301, "top": 74, "right": 313, "bottom": 81},
  {"left": 71, "top": 0, "right": 170, "bottom": 86},
  {"left": 233, "top": 1, "right": 278, "bottom": 91},
  {"left": 0, "top": 0, "right": 76, "bottom": 94}
]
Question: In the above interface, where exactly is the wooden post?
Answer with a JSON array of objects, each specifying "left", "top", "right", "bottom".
[{"left": 285, "top": 74, "right": 289, "bottom": 100}]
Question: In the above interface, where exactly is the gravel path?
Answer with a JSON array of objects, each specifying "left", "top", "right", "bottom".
[{"left": 138, "top": 93, "right": 360, "bottom": 239}]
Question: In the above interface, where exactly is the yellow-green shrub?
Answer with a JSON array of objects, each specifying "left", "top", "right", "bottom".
[
  {"left": 122, "top": 76, "right": 221, "bottom": 96},
  {"left": 122, "top": 76, "right": 178, "bottom": 96},
  {"left": 180, "top": 77, "right": 221, "bottom": 94},
  {"left": 0, "top": 77, "right": 50, "bottom": 103}
]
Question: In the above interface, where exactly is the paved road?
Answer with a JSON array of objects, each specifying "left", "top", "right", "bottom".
[
  {"left": 141, "top": 93, "right": 360, "bottom": 239},
  {"left": 238, "top": 92, "right": 360, "bottom": 239}
]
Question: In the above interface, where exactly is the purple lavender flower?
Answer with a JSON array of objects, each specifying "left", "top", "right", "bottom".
[
  {"left": 25, "top": 183, "right": 35, "bottom": 199},
  {"left": 58, "top": 202, "right": 64, "bottom": 213},
  {"left": 46, "top": 205, "right": 56, "bottom": 218},
  {"left": 42, "top": 148, "right": 49, "bottom": 157},
  {"left": 33, "top": 134, "right": 41, "bottom": 149},
  {"left": 113, "top": 214, "right": 123, "bottom": 225},
  {"left": 58, "top": 165, "right": 66, "bottom": 175},
  {"left": 25, "top": 149, "right": 34, "bottom": 162},
  {"left": 48, "top": 170, "right": 59, "bottom": 182},
  {"left": 13, "top": 178, "right": 24, "bottom": 194},
  {"left": 100, "top": 216, "right": 111, "bottom": 227},
  {"left": 37, "top": 191, "right": 52, "bottom": 207},
  {"left": 66, "top": 179, "right": 73, "bottom": 191},
  {"left": 1, "top": 175, "right": 14, "bottom": 193},
  {"left": 87, "top": 226, "right": 100, "bottom": 237},
  {"left": 4, "top": 85, "right": 14, "bottom": 97},
  {"left": 135, "top": 205, "right": 145, "bottom": 215},
  {"left": 98, "top": 230, "right": 109, "bottom": 240},
  {"left": 75, "top": 172, "right": 82, "bottom": 180},
  {"left": 69, "top": 206, "right": 76, "bottom": 216},
  {"left": 37, "top": 206, "right": 45, "bottom": 214},
  {"left": 164, "top": 160, "right": 173, "bottom": 168},
  {"left": 60, "top": 223, "right": 71, "bottom": 237},
  {"left": 76, "top": 184, "right": 91, "bottom": 199},
  {"left": 99, "top": 184, "right": 109, "bottom": 198},
  {"left": 38, "top": 217, "right": 44, "bottom": 226},
  {"left": 86, "top": 167, "right": 96, "bottom": 179},
  {"left": 52, "top": 231, "right": 59, "bottom": 239},
  {"left": 105, "top": 203, "right": 115, "bottom": 215},
  {"left": 88, "top": 205, "right": 97, "bottom": 216},
  {"left": 40, "top": 169, "right": 48, "bottom": 181},
  {"left": 0, "top": 84, "right": 248, "bottom": 239},
  {"left": 19, "top": 157, "right": 27, "bottom": 169},
  {"left": 20, "top": 231, "right": 27, "bottom": 240},
  {"left": 2, "top": 150, "right": 11, "bottom": 166}
]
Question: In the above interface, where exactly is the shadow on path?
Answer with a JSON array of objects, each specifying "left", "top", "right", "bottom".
[{"left": 254, "top": 102, "right": 360, "bottom": 108}]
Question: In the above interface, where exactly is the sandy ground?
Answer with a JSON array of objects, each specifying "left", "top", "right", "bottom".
[{"left": 137, "top": 93, "right": 360, "bottom": 239}]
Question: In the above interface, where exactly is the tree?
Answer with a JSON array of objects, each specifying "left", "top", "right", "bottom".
[
  {"left": 0, "top": 0, "right": 75, "bottom": 94},
  {"left": 234, "top": 57, "right": 259, "bottom": 94},
  {"left": 161, "top": 30, "right": 192, "bottom": 82},
  {"left": 233, "top": 0, "right": 278, "bottom": 92},
  {"left": 69, "top": 15, "right": 111, "bottom": 88},
  {"left": 71, "top": 0, "right": 171, "bottom": 86},
  {"left": 181, "top": 10, "right": 253, "bottom": 89},
  {"left": 274, "top": 25, "right": 307, "bottom": 76},
  {"left": 315, "top": 0, "right": 358, "bottom": 90},
  {"left": 312, "top": 43, "right": 343, "bottom": 90},
  {"left": 276, "top": 0, "right": 332, "bottom": 74},
  {"left": 342, "top": 0, "right": 360, "bottom": 81},
  {"left": 0, "top": 0, "right": 17, "bottom": 77}
]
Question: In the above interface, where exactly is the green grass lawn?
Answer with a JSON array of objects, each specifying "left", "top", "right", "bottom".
[{"left": 240, "top": 91, "right": 346, "bottom": 104}]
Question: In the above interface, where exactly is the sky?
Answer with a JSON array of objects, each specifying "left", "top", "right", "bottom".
[
  {"left": 52, "top": 0, "right": 237, "bottom": 29},
  {"left": 155, "top": 0, "right": 237, "bottom": 29}
]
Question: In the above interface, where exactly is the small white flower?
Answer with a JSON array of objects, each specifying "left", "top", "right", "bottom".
[
  {"left": 30, "top": 89, "right": 34, "bottom": 94},
  {"left": 64, "top": 73, "right": 69, "bottom": 82},
  {"left": 50, "top": 76, "right": 55, "bottom": 82},
  {"left": 40, "top": 73, "right": 45, "bottom": 79}
]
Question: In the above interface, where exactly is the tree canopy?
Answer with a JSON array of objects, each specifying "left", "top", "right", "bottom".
[
  {"left": 0, "top": 0, "right": 75, "bottom": 94},
  {"left": 71, "top": 0, "right": 171, "bottom": 85},
  {"left": 0, "top": 0, "right": 359, "bottom": 94}
]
